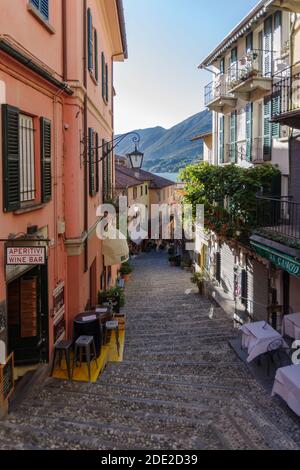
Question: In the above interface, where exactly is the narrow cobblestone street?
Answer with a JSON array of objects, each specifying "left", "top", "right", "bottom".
[{"left": 0, "top": 252, "right": 300, "bottom": 450}]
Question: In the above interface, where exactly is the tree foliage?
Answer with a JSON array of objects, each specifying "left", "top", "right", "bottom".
[{"left": 179, "top": 162, "right": 281, "bottom": 243}]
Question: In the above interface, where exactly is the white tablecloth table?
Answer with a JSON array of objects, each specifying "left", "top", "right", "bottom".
[
  {"left": 282, "top": 313, "right": 300, "bottom": 340},
  {"left": 272, "top": 364, "right": 300, "bottom": 416},
  {"left": 240, "top": 321, "right": 285, "bottom": 363}
]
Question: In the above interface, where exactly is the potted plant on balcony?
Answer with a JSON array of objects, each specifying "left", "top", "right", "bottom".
[
  {"left": 119, "top": 262, "right": 133, "bottom": 281},
  {"left": 98, "top": 286, "right": 125, "bottom": 313}
]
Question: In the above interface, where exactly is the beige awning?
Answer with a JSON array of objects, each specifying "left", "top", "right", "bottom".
[{"left": 102, "top": 230, "right": 129, "bottom": 267}]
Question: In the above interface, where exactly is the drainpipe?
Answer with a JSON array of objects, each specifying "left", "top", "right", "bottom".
[
  {"left": 83, "top": 0, "right": 88, "bottom": 273},
  {"left": 62, "top": 0, "right": 67, "bottom": 81}
]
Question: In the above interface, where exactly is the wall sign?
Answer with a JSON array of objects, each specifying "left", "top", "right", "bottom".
[
  {"left": 251, "top": 242, "right": 300, "bottom": 278},
  {"left": 0, "top": 353, "right": 14, "bottom": 402},
  {"left": 6, "top": 247, "right": 46, "bottom": 266}
]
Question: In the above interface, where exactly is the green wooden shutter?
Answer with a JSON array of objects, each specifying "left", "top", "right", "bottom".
[
  {"left": 40, "top": 117, "right": 52, "bottom": 203},
  {"left": 272, "top": 92, "right": 281, "bottom": 138},
  {"left": 95, "top": 132, "right": 99, "bottom": 193},
  {"left": 102, "top": 52, "right": 106, "bottom": 100},
  {"left": 246, "top": 103, "right": 253, "bottom": 162},
  {"left": 94, "top": 30, "right": 98, "bottom": 82},
  {"left": 219, "top": 116, "right": 224, "bottom": 163},
  {"left": 2, "top": 104, "right": 20, "bottom": 212},
  {"left": 230, "top": 111, "right": 237, "bottom": 163},
  {"left": 264, "top": 16, "right": 273, "bottom": 77},
  {"left": 87, "top": 9, "right": 93, "bottom": 72},
  {"left": 264, "top": 97, "right": 272, "bottom": 161},
  {"left": 89, "top": 128, "right": 95, "bottom": 196}
]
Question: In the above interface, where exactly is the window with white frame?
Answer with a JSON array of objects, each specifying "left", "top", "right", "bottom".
[{"left": 19, "top": 114, "right": 35, "bottom": 202}]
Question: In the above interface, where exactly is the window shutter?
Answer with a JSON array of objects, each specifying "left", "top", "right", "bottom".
[
  {"left": 40, "top": 117, "right": 52, "bottom": 203},
  {"left": 94, "top": 30, "right": 98, "bottom": 82},
  {"left": 272, "top": 92, "right": 281, "bottom": 138},
  {"left": 40, "top": 0, "right": 49, "bottom": 20},
  {"left": 89, "top": 128, "right": 95, "bottom": 196},
  {"left": 264, "top": 16, "right": 273, "bottom": 76},
  {"left": 219, "top": 115, "right": 224, "bottom": 163},
  {"left": 246, "top": 103, "right": 253, "bottom": 162},
  {"left": 87, "top": 9, "right": 93, "bottom": 72},
  {"left": 2, "top": 104, "right": 20, "bottom": 212},
  {"left": 264, "top": 97, "right": 272, "bottom": 161},
  {"left": 95, "top": 132, "right": 99, "bottom": 193},
  {"left": 102, "top": 52, "right": 106, "bottom": 100},
  {"left": 230, "top": 111, "right": 237, "bottom": 163}
]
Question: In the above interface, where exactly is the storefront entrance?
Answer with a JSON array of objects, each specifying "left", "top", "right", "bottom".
[{"left": 6, "top": 265, "right": 49, "bottom": 365}]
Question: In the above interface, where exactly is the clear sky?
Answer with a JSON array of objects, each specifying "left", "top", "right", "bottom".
[{"left": 114, "top": 0, "right": 259, "bottom": 134}]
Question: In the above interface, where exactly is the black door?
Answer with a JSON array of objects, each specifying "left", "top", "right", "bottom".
[{"left": 7, "top": 265, "right": 49, "bottom": 365}]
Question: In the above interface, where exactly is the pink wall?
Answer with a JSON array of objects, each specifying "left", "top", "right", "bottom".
[{"left": 0, "top": 0, "right": 125, "bottom": 365}]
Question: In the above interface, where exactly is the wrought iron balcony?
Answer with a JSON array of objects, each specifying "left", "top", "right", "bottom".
[
  {"left": 256, "top": 195, "right": 300, "bottom": 243},
  {"left": 271, "top": 65, "right": 300, "bottom": 130},
  {"left": 228, "top": 50, "right": 272, "bottom": 96},
  {"left": 204, "top": 74, "right": 236, "bottom": 112}
]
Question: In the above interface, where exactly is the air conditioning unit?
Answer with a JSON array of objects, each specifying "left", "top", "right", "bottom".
[{"left": 57, "top": 220, "right": 66, "bottom": 235}]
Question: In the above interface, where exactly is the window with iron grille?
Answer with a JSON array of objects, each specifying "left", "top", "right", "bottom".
[
  {"left": 19, "top": 114, "right": 36, "bottom": 203},
  {"left": 30, "top": 0, "right": 49, "bottom": 20}
]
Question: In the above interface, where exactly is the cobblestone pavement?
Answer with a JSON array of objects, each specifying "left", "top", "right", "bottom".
[{"left": 1, "top": 252, "right": 300, "bottom": 450}]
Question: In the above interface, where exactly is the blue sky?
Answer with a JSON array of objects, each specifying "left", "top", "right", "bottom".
[{"left": 114, "top": 0, "right": 259, "bottom": 134}]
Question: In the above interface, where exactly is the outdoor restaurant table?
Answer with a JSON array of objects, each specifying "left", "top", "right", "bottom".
[
  {"left": 240, "top": 321, "right": 286, "bottom": 363},
  {"left": 73, "top": 308, "right": 111, "bottom": 357},
  {"left": 272, "top": 364, "right": 300, "bottom": 416},
  {"left": 282, "top": 313, "right": 300, "bottom": 340}
]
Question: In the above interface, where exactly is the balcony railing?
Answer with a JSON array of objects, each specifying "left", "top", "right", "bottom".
[
  {"left": 272, "top": 65, "right": 300, "bottom": 118},
  {"left": 204, "top": 74, "right": 231, "bottom": 106},
  {"left": 228, "top": 50, "right": 269, "bottom": 90},
  {"left": 256, "top": 195, "right": 300, "bottom": 242}
]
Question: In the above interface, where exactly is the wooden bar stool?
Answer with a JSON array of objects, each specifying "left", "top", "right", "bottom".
[
  {"left": 72, "top": 336, "right": 98, "bottom": 382},
  {"left": 50, "top": 340, "right": 73, "bottom": 380}
]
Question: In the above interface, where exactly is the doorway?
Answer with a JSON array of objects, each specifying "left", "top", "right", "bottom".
[{"left": 7, "top": 265, "right": 49, "bottom": 365}]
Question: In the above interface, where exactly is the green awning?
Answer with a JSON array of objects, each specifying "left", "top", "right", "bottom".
[{"left": 250, "top": 241, "right": 300, "bottom": 278}]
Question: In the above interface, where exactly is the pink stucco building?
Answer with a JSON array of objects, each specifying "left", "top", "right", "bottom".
[{"left": 0, "top": 0, "right": 127, "bottom": 378}]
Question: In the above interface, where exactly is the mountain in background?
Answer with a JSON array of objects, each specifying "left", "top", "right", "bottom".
[{"left": 115, "top": 109, "right": 212, "bottom": 173}]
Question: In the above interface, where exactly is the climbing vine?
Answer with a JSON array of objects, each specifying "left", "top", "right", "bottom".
[{"left": 179, "top": 162, "right": 281, "bottom": 243}]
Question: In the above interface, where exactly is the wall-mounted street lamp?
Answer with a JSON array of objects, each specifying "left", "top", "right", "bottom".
[
  {"left": 81, "top": 131, "right": 143, "bottom": 166},
  {"left": 126, "top": 145, "right": 144, "bottom": 169}
]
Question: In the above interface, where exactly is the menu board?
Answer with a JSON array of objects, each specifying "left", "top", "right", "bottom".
[{"left": 0, "top": 353, "right": 14, "bottom": 402}]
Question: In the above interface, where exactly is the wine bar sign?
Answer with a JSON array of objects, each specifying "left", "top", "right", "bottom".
[{"left": 6, "top": 247, "right": 46, "bottom": 266}]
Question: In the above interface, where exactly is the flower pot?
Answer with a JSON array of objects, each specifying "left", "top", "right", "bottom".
[{"left": 122, "top": 273, "right": 130, "bottom": 282}]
